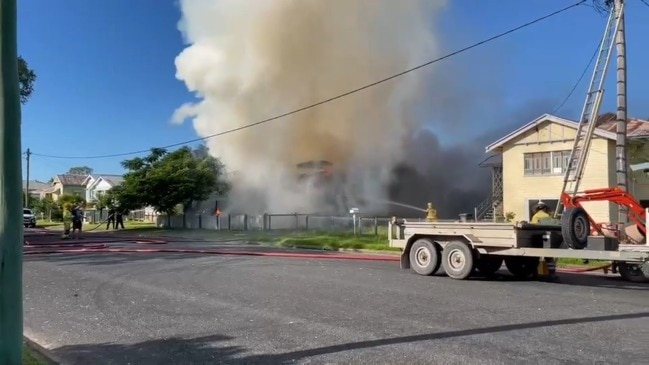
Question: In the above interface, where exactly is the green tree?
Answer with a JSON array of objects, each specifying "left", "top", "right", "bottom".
[
  {"left": 57, "top": 194, "right": 86, "bottom": 209},
  {"left": 628, "top": 140, "right": 649, "bottom": 164},
  {"left": 67, "top": 166, "right": 93, "bottom": 175},
  {"left": 114, "top": 147, "right": 230, "bottom": 215},
  {"left": 18, "top": 55, "right": 36, "bottom": 104},
  {"left": 31, "top": 196, "right": 57, "bottom": 221}
]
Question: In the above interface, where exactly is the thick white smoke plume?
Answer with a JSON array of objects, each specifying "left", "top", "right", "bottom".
[{"left": 172, "top": 0, "right": 450, "bottom": 215}]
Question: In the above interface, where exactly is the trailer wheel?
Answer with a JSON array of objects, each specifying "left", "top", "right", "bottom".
[
  {"left": 561, "top": 207, "right": 589, "bottom": 250},
  {"left": 618, "top": 262, "right": 649, "bottom": 283},
  {"left": 442, "top": 241, "right": 475, "bottom": 280},
  {"left": 476, "top": 255, "right": 504, "bottom": 277},
  {"left": 504, "top": 257, "right": 539, "bottom": 279},
  {"left": 409, "top": 239, "right": 441, "bottom": 276}
]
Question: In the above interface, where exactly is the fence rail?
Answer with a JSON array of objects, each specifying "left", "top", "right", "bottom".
[{"left": 149, "top": 213, "right": 427, "bottom": 235}]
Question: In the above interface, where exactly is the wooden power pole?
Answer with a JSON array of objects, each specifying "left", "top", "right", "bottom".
[
  {"left": 614, "top": 0, "right": 629, "bottom": 223},
  {"left": 0, "top": 0, "right": 24, "bottom": 363}
]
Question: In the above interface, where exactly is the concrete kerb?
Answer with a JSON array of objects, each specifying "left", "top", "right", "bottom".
[{"left": 23, "top": 335, "right": 62, "bottom": 365}]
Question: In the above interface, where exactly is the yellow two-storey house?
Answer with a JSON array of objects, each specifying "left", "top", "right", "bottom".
[{"left": 485, "top": 113, "right": 649, "bottom": 224}]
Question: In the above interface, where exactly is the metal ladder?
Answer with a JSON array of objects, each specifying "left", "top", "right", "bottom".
[{"left": 554, "top": 4, "right": 624, "bottom": 218}]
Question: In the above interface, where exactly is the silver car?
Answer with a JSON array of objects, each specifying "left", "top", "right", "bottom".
[{"left": 23, "top": 208, "right": 36, "bottom": 228}]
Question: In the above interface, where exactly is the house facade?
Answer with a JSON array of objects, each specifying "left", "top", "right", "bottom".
[
  {"left": 484, "top": 113, "right": 649, "bottom": 224},
  {"left": 85, "top": 174, "right": 124, "bottom": 202},
  {"left": 50, "top": 174, "right": 88, "bottom": 201},
  {"left": 22, "top": 180, "right": 56, "bottom": 201}
]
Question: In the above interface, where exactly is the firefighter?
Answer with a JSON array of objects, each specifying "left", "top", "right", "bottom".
[
  {"left": 425, "top": 202, "right": 437, "bottom": 222},
  {"left": 61, "top": 203, "right": 73, "bottom": 239},
  {"left": 531, "top": 201, "right": 557, "bottom": 281},
  {"left": 530, "top": 200, "right": 551, "bottom": 223},
  {"left": 106, "top": 208, "right": 115, "bottom": 230}
]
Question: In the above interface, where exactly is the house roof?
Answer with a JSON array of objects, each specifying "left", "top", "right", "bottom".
[
  {"left": 86, "top": 175, "right": 124, "bottom": 190},
  {"left": 478, "top": 154, "right": 502, "bottom": 168},
  {"left": 54, "top": 174, "right": 89, "bottom": 186},
  {"left": 594, "top": 113, "right": 649, "bottom": 139},
  {"left": 22, "top": 180, "right": 51, "bottom": 191},
  {"left": 485, "top": 113, "right": 649, "bottom": 153}
]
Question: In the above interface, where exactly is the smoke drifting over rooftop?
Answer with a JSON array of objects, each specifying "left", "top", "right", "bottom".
[{"left": 172, "top": 0, "right": 523, "bottom": 217}]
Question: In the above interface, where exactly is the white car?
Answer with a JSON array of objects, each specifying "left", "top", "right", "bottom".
[{"left": 23, "top": 208, "right": 36, "bottom": 228}]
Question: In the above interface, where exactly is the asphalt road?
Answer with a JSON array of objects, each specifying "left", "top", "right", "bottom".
[{"left": 23, "top": 238, "right": 649, "bottom": 365}]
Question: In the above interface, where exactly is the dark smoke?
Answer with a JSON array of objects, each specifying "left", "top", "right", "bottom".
[{"left": 387, "top": 99, "right": 557, "bottom": 219}]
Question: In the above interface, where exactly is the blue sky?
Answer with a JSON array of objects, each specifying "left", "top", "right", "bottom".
[{"left": 19, "top": 0, "right": 649, "bottom": 181}]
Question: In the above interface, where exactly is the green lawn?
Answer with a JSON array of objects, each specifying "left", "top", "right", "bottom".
[
  {"left": 257, "top": 231, "right": 400, "bottom": 252},
  {"left": 556, "top": 257, "right": 611, "bottom": 268},
  {"left": 23, "top": 344, "right": 46, "bottom": 365}
]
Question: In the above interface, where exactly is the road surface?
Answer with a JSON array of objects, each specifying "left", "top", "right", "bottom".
[{"left": 23, "top": 234, "right": 649, "bottom": 364}]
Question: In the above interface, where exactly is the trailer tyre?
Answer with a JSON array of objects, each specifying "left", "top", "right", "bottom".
[
  {"left": 618, "top": 262, "right": 649, "bottom": 283},
  {"left": 505, "top": 257, "right": 539, "bottom": 279},
  {"left": 409, "top": 239, "right": 441, "bottom": 276},
  {"left": 476, "top": 255, "right": 504, "bottom": 277},
  {"left": 561, "top": 207, "right": 589, "bottom": 250},
  {"left": 442, "top": 241, "right": 475, "bottom": 280}
]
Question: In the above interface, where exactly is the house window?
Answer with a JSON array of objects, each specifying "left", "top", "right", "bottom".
[{"left": 523, "top": 150, "right": 573, "bottom": 176}]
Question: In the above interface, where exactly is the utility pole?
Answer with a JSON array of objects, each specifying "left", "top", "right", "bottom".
[
  {"left": 614, "top": 0, "right": 628, "bottom": 223},
  {"left": 24, "top": 148, "right": 30, "bottom": 208},
  {"left": 0, "top": 0, "right": 24, "bottom": 363}
]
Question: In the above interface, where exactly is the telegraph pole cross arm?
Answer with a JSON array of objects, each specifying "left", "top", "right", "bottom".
[{"left": 0, "top": 0, "right": 25, "bottom": 364}]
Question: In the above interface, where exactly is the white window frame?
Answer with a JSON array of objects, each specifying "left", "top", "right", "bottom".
[{"left": 523, "top": 150, "right": 572, "bottom": 176}]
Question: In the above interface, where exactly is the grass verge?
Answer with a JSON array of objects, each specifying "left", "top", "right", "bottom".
[
  {"left": 556, "top": 257, "right": 611, "bottom": 268},
  {"left": 23, "top": 344, "right": 47, "bottom": 365},
  {"left": 257, "top": 231, "right": 400, "bottom": 252}
]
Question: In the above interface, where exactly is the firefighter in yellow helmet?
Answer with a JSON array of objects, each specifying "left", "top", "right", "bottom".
[
  {"left": 531, "top": 200, "right": 551, "bottom": 224},
  {"left": 425, "top": 202, "right": 437, "bottom": 222},
  {"left": 61, "top": 203, "right": 73, "bottom": 239},
  {"left": 530, "top": 200, "right": 558, "bottom": 281}
]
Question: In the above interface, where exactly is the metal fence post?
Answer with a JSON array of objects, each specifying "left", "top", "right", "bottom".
[
  {"left": 243, "top": 214, "right": 248, "bottom": 231},
  {"left": 228, "top": 214, "right": 231, "bottom": 230},
  {"left": 294, "top": 212, "right": 299, "bottom": 230},
  {"left": 374, "top": 217, "right": 378, "bottom": 236},
  {"left": 198, "top": 214, "right": 202, "bottom": 229},
  {"left": 305, "top": 215, "right": 309, "bottom": 230}
]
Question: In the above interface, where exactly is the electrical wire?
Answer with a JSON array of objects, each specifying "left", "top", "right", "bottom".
[
  {"left": 640, "top": 0, "right": 649, "bottom": 9},
  {"left": 552, "top": 41, "right": 600, "bottom": 114},
  {"left": 32, "top": 0, "right": 587, "bottom": 160}
]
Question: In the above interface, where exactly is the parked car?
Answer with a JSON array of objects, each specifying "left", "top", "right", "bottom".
[{"left": 23, "top": 208, "right": 36, "bottom": 228}]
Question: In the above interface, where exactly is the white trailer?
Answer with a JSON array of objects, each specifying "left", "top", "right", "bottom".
[{"left": 387, "top": 211, "right": 649, "bottom": 283}]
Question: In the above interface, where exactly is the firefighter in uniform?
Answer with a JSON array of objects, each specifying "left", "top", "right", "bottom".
[
  {"left": 425, "top": 202, "right": 437, "bottom": 222},
  {"left": 61, "top": 203, "right": 73, "bottom": 239},
  {"left": 531, "top": 201, "right": 557, "bottom": 280}
]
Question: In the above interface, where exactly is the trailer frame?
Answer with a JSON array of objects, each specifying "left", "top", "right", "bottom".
[{"left": 388, "top": 212, "right": 649, "bottom": 283}]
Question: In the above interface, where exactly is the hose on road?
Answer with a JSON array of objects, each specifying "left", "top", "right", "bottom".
[{"left": 23, "top": 233, "right": 619, "bottom": 275}]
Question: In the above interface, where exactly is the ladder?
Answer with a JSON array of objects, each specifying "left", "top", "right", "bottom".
[{"left": 554, "top": 4, "right": 624, "bottom": 218}]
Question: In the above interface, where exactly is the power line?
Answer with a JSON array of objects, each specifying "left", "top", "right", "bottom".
[
  {"left": 552, "top": 41, "right": 600, "bottom": 114},
  {"left": 32, "top": 0, "right": 587, "bottom": 160},
  {"left": 640, "top": 0, "right": 649, "bottom": 9}
]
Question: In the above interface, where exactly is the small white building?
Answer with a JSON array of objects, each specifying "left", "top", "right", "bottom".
[{"left": 85, "top": 174, "right": 124, "bottom": 202}]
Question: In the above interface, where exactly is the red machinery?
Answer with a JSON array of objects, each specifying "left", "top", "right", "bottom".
[{"left": 561, "top": 187, "right": 647, "bottom": 238}]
